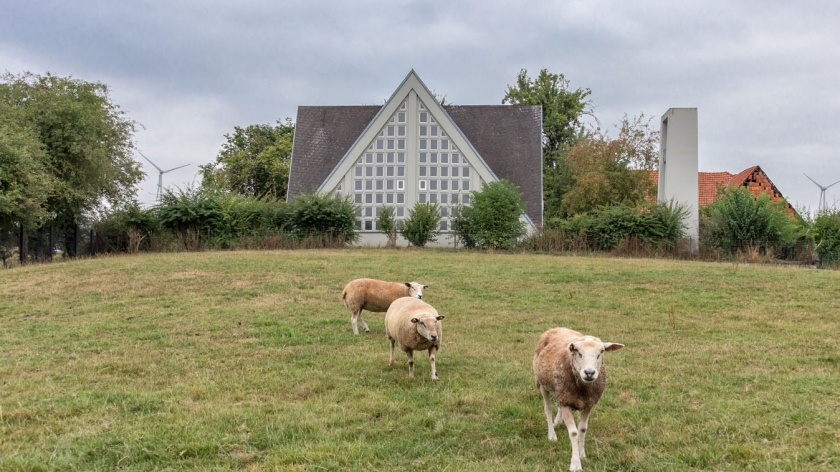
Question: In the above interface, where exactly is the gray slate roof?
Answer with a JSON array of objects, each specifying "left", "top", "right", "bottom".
[{"left": 288, "top": 104, "right": 543, "bottom": 225}]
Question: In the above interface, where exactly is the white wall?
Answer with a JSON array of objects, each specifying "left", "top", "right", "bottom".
[{"left": 658, "top": 108, "right": 699, "bottom": 252}]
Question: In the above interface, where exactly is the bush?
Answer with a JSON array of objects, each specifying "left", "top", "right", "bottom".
[
  {"left": 155, "top": 188, "right": 295, "bottom": 250},
  {"left": 94, "top": 202, "right": 159, "bottom": 253},
  {"left": 452, "top": 180, "right": 526, "bottom": 250},
  {"left": 400, "top": 203, "right": 441, "bottom": 247},
  {"left": 532, "top": 200, "right": 688, "bottom": 252},
  {"left": 813, "top": 209, "right": 840, "bottom": 268},
  {"left": 700, "top": 187, "right": 795, "bottom": 254},
  {"left": 288, "top": 192, "right": 358, "bottom": 244},
  {"left": 377, "top": 205, "right": 398, "bottom": 247}
]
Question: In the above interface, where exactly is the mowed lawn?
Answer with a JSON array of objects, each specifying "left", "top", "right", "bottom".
[{"left": 1, "top": 249, "right": 838, "bottom": 471}]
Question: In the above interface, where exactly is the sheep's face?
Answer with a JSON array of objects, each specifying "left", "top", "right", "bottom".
[
  {"left": 569, "top": 337, "right": 624, "bottom": 384},
  {"left": 411, "top": 315, "right": 444, "bottom": 342},
  {"left": 405, "top": 282, "right": 429, "bottom": 300}
]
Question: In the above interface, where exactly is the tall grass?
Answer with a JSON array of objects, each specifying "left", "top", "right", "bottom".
[{"left": 1, "top": 250, "right": 838, "bottom": 470}]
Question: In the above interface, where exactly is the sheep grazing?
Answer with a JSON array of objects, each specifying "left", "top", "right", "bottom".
[
  {"left": 533, "top": 327, "right": 624, "bottom": 472},
  {"left": 342, "top": 278, "right": 428, "bottom": 335},
  {"left": 384, "top": 297, "right": 444, "bottom": 381}
]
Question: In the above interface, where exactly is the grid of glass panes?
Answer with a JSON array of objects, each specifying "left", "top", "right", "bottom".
[
  {"left": 417, "top": 101, "right": 474, "bottom": 231},
  {"left": 351, "top": 101, "right": 408, "bottom": 231}
]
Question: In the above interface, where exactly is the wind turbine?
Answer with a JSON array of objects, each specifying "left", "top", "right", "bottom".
[
  {"left": 803, "top": 173, "right": 840, "bottom": 214},
  {"left": 138, "top": 151, "right": 190, "bottom": 201}
]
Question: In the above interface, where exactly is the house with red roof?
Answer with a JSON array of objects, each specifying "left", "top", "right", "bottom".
[{"left": 650, "top": 166, "right": 796, "bottom": 216}]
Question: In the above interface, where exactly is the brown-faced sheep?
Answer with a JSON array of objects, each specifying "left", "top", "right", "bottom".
[
  {"left": 342, "top": 278, "right": 428, "bottom": 335},
  {"left": 384, "top": 297, "right": 444, "bottom": 381},
  {"left": 533, "top": 327, "right": 624, "bottom": 472}
]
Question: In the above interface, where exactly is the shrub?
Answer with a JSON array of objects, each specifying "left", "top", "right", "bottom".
[
  {"left": 288, "top": 192, "right": 358, "bottom": 244},
  {"left": 812, "top": 208, "right": 840, "bottom": 268},
  {"left": 158, "top": 186, "right": 221, "bottom": 234},
  {"left": 400, "top": 203, "right": 440, "bottom": 247},
  {"left": 452, "top": 180, "right": 526, "bottom": 250},
  {"left": 700, "top": 187, "right": 795, "bottom": 253},
  {"left": 532, "top": 200, "right": 688, "bottom": 252},
  {"left": 94, "top": 202, "right": 159, "bottom": 253},
  {"left": 377, "top": 205, "right": 398, "bottom": 247}
]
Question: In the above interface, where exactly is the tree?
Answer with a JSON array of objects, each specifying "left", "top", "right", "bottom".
[
  {"left": 0, "top": 102, "right": 53, "bottom": 232},
  {"left": 503, "top": 68, "right": 592, "bottom": 168},
  {"left": 200, "top": 119, "right": 294, "bottom": 200},
  {"left": 559, "top": 115, "right": 659, "bottom": 217},
  {"left": 453, "top": 180, "right": 526, "bottom": 250},
  {"left": 0, "top": 72, "right": 142, "bottom": 254},
  {"left": 502, "top": 69, "right": 593, "bottom": 220}
]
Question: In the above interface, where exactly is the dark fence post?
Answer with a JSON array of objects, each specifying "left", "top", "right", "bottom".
[
  {"left": 74, "top": 224, "right": 79, "bottom": 258},
  {"left": 89, "top": 229, "right": 95, "bottom": 258},
  {"left": 19, "top": 223, "right": 25, "bottom": 265},
  {"left": 49, "top": 223, "right": 54, "bottom": 262}
]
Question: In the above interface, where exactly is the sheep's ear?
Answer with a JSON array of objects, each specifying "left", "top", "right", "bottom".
[
  {"left": 411, "top": 317, "right": 419, "bottom": 324},
  {"left": 604, "top": 343, "right": 624, "bottom": 352},
  {"left": 568, "top": 343, "right": 578, "bottom": 353},
  {"left": 436, "top": 315, "right": 445, "bottom": 320},
  {"left": 423, "top": 285, "right": 429, "bottom": 289},
  {"left": 405, "top": 282, "right": 412, "bottom": 288}
]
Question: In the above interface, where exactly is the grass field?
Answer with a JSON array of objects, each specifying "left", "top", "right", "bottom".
[{"left": 1, "top": 249, "right": 838, "bottom": 471}]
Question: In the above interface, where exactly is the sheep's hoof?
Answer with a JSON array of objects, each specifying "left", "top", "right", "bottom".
[{"left": 432, "top": 376, "right": 439, "bottom": 381}]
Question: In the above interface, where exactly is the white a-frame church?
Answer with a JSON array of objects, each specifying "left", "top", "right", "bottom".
[{"left": 287, "top": 70, "right": 543, "bottom": 247}]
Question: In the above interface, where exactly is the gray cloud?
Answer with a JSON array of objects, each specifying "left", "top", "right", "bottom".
[{"left": 3, "top": 0, "right": 838, "bottom": 211}]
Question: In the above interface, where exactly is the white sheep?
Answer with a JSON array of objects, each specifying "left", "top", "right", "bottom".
[
  {"left": 533, "top": 327, "right": 624, "bottom": 472},
  {"left": 384, "top": 297, "right": 445, "bottom": 381},
  {"left": 342, "top": 278, "right": 428, "bottom": 335}
]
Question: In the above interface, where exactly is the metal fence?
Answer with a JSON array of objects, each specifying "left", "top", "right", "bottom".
[{"left": 1, "top": 223, "right": 96, "bottom": 267}]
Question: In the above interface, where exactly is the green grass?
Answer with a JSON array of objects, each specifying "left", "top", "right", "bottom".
[{"left": 1, "top": 249, "right": 838, "bottom": 471}]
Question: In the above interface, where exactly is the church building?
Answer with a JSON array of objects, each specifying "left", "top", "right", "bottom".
[{"left": 287, "top": 70, "right": 543, "bottom": 246}]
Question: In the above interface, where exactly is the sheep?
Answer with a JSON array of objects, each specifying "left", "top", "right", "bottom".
[
  {"left": 533, "top": 327, "right": 624, "bottom": 472},
  {"left": 342, "top": 278, "right": 428, "bottom": 335},
  {"left": 384, "top": 297, "right": 445, "bottom": 381}
]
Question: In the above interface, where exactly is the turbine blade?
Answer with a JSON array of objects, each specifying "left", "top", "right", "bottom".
[
  {"left": 825, "top": 179, "right": 840, "bottom": 190},
  {"left": 163, "top": 163, "right": 191, "bottom": 173},
  {"left": 138, "top": 151, "right": 164, "bottom": 173}
]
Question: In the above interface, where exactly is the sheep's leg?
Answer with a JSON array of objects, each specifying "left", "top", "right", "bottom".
[
  {"left": 350, "top": 309, "right": 360, "bottom": 335},
  {"left": 560, "top": 406, "right": 582, "bottom": 472},
  {"left": 389, "top": 338, "right": 396, "bottom": 365},
  {"left": 358, "top": 310, "right": 370, "bottom": 333},
  {"left": 405, "top": 349, "right": 415, "bottom": 378},
  {"left": 351, "top": 309, "right": 370, "bottom": 335},
  {"left": 428, "top": 346, "right": 439, "bottom": 381},
  {"left": 539, "top": 384, "right": 557, "bottom": 441},
  {"left": 577, "top": 407, "right": 592, "bottom": 460}
]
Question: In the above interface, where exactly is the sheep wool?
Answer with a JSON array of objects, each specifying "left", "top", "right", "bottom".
[
  {"left": 342, "top": 278, "right": 428, "bottom": 335},
  {"left": 384, "top": 297, "right": 444, "bottom": 381},
  {"left": 533, "top": 327, "right": 624, "bottom": 472}
]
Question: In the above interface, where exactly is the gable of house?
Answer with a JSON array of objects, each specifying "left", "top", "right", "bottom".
[{"left": 287, "top": 71, "right": 543, "bottom": 236}]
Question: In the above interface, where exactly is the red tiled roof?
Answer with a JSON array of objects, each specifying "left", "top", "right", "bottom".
[
  {"left": 698, "top": 171, "right": 735, "bottom": 205},
  {"left": 648, "top": 166, "right": 796, "bottom": 216}
]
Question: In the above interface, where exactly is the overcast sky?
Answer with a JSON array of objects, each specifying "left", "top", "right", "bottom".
[{"left": 3, "top": 0, "right": 839, "bottom": 214}]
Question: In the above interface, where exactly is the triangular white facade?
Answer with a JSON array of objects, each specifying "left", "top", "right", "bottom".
[{"left": 319, "top": 71, "right": 501, "bottom": 241}]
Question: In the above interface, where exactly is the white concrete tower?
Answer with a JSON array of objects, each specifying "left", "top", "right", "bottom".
[{"left": 658, "top": 108, "right": 698, "bottom": 252}]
